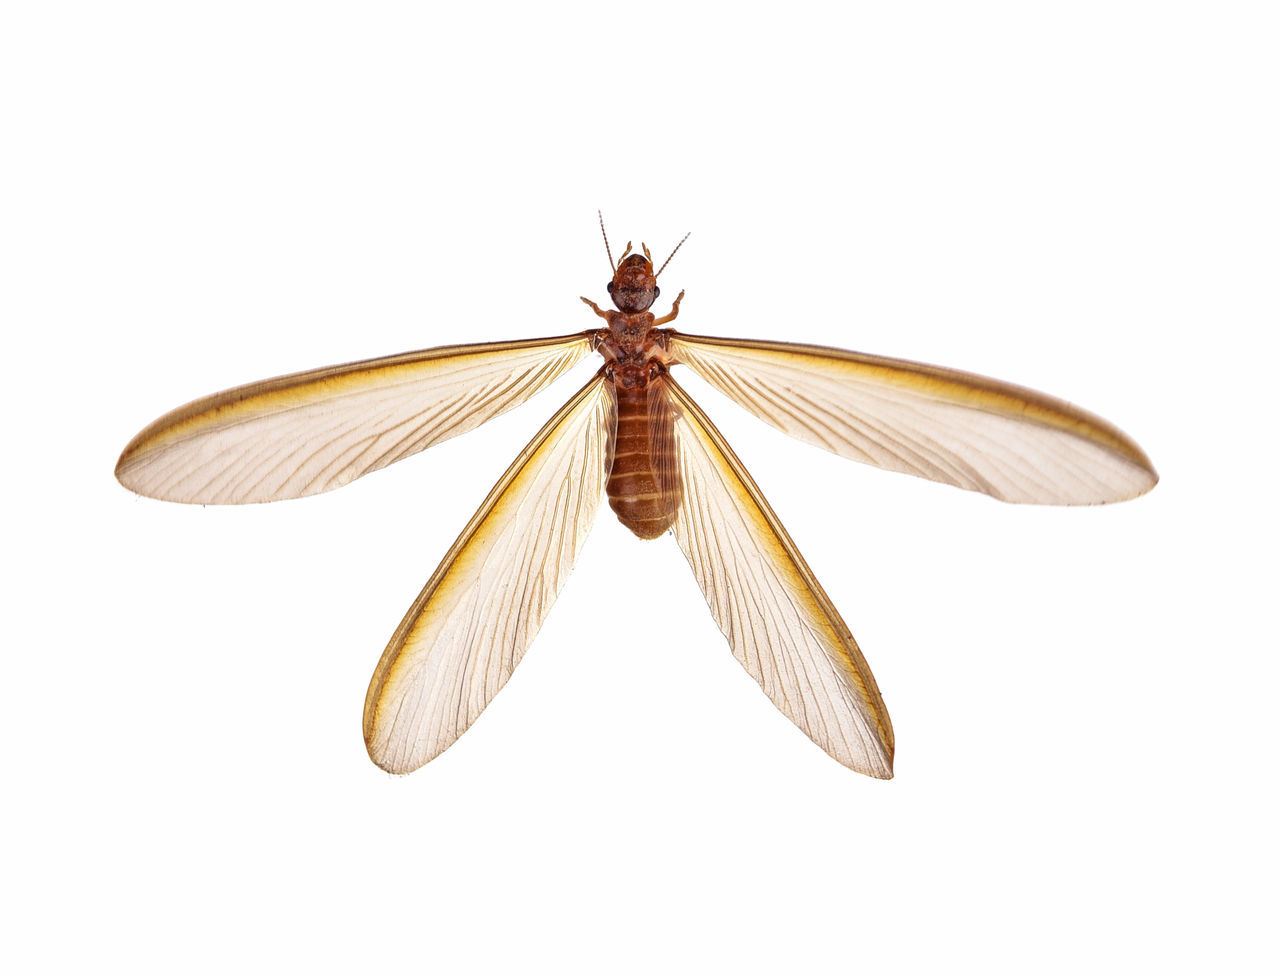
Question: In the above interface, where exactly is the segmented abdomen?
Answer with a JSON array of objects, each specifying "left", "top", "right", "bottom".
[{"left": 607, "top": 376, "right": 681, "bottom": 539}]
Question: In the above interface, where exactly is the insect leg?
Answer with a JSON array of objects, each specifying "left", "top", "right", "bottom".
[{"left": 652, "top": 289, "right": 686, "bottom": 326}]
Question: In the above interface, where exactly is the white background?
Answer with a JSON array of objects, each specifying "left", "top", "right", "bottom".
[{"left": 3, "top": 2, "right": 1276, "bottom": 973}]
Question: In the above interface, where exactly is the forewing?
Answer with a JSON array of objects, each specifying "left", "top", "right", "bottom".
[
  {"left": 116, "top": 333, "right": 594, "bottom": 503},
  {"left": 667, "top": 376, "right": 894, "bottom": 778},
  {"left": 363, "top": 374, "right": 617, "bottom": 773},
  {"left": 669, "top": 333, "right": 1157, "bottom": 505}
]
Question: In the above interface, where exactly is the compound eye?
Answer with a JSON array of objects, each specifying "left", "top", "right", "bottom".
[
  {"left": 653, "top": 286, "right": 660, "bottom": 300},
  {"left": 606, "top": 281, "right": 614, "bottom": 294}
]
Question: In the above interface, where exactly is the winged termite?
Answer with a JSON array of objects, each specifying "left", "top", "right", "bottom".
[{"left": 116, "top": 217, "right": 1157, "bottom": 778}]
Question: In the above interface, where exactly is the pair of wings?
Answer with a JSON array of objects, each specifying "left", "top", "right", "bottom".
[{"left": 116, "top": 330, "right": 1157, "bottom": 777}]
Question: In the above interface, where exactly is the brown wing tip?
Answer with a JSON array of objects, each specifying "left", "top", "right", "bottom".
[
  {"left": 362, "top": 716, "right": 429, "bottom": 775},
  {"left": 1111, "top": 426, "right": 1159, "bottom": 496},
  {"left": 363, "top": 663, "right": 441, "bottom": 775},
  {"left": 1128, "top": 464, "right": 1160, "bottom": 501},
  {"left": 862, "top": 743, "right": 895, "bottom": 780},
  {"left": 114, "top": 430, "right": 180, "bottom": 501},
  {"left": 114, "top": 445, "right": 153, "bottom": 499},
  {"left": 366, "top": 748, "right": 419, "bottom": 776},
  {"left": 1093, "top": 452, "right": 1160, "bottom": 505},
  {"left": 1137, "top": 456, "right": 1160, "bottom": 493},
  {"left": 828, "top": 744, "right": 894, "bottom": 779}
]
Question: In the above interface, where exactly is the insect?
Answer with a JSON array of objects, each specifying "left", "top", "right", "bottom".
[{"left": 116, "top": 218, "right": 1157, "bottom": 778}]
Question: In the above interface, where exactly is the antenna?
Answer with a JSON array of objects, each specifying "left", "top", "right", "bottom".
[
  {"left": 598, "top": 210, "right": 616, "bottom": 274},
  {"left": 656, "top": 232, "right": 691, "bottom": 278}
]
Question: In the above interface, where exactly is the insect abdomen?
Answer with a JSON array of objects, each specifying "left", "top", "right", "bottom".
[{"left": 607, "top": 378, "right": 681, "bottom": 539}]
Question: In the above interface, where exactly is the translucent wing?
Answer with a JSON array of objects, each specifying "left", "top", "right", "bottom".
[
  {"left": 364, "top": 374, "right": 617, "bottom": 773},
  {"left": 116, "top": 333, "right": 594, "bottom": 504},
  {"left": 669, "top": 333, "right": 1157, "bottom": 505},
  {"left": 648, "top": 378, "right": 683, "bottom": 517},
  {"left": 666, "top": 375, "right": 894, "bottom": 778}
]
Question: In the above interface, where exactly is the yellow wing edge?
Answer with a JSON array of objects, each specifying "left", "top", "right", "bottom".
[
  {"left": 116, "top": 332, "right": 595, "bottom": 479},
  {"left": 667, "top": 375, "right": 895, "bottom": 775},
  {"left": 362, "top": 371, "right": 614, "bottom": 772},
  {"left": 669, "top": 332, "right": 1158, "bottom": 489}
]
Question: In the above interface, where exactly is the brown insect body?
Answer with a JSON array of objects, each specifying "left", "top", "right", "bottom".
[
  {"left": 114, "top": 218, "right": 1158, "bottom": 778},
  {"left": 585, "top": 247, "right": 684, "bottom": 539}
]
